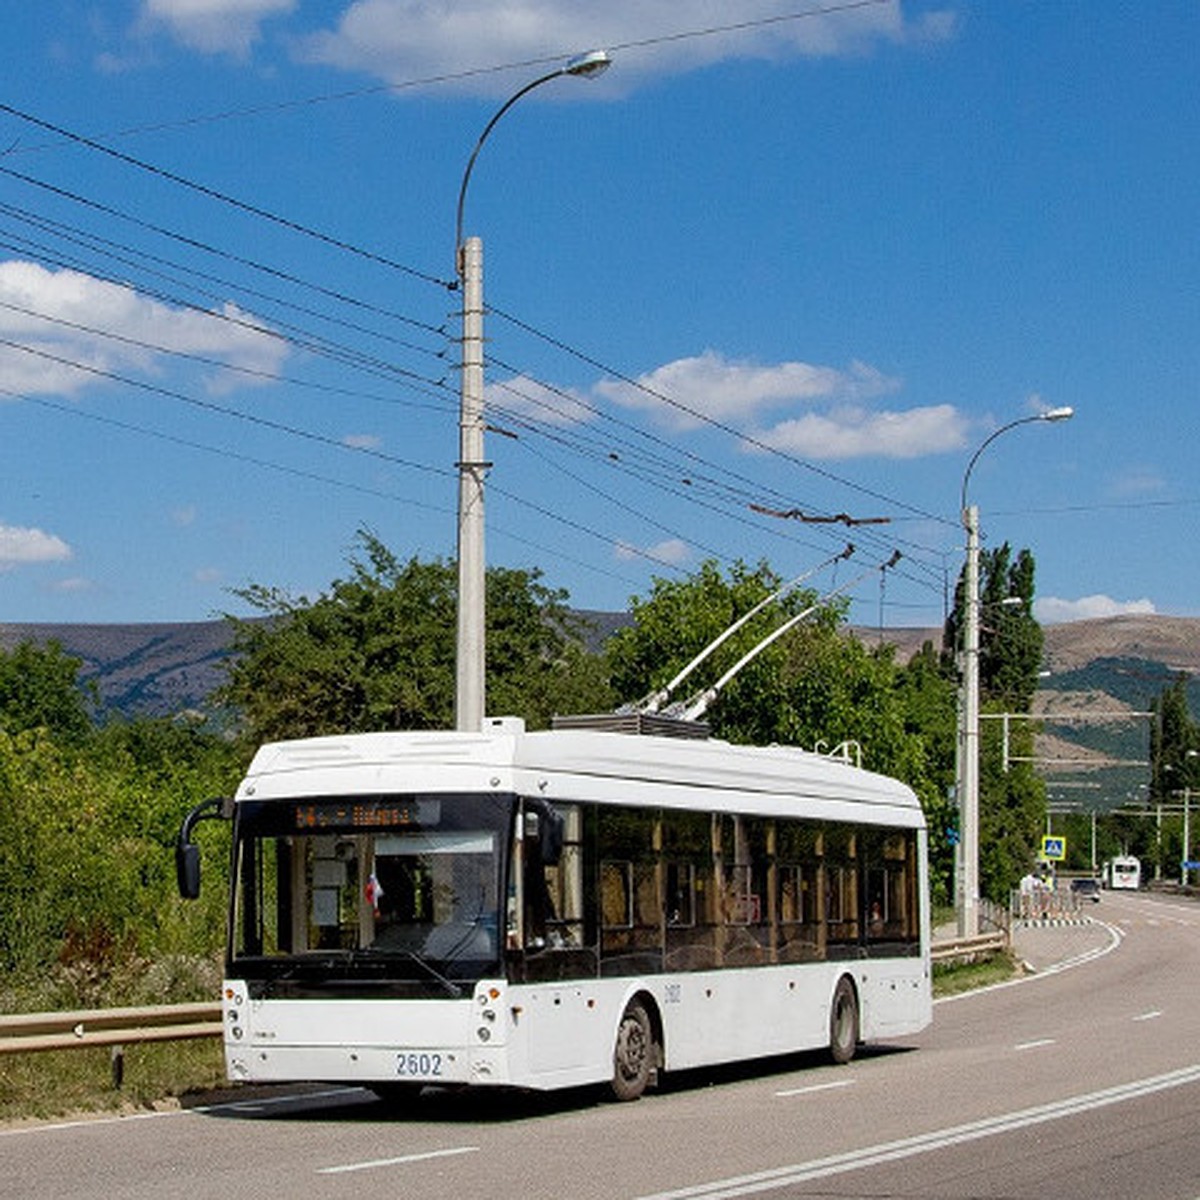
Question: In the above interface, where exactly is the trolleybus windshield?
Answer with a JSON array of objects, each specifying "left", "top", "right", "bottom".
[{"left": 230, "top": 792, "right": 512, "bottom": 997}]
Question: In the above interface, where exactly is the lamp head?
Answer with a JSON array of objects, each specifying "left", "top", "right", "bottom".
[
  {"left": 564, "top": 49, "right": 612, "bottom": 78},
  {"left": 1041, "top": 405, "right": 1074, "bottom": 423}
]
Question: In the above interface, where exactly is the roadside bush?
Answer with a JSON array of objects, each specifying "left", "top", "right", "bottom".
[{"left": 0, "top": 723, "right": 237, "bottom": 1006}]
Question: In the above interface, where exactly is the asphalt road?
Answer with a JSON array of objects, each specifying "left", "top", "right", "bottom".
[{"left": 5, "top": 890, "right": 1199, "bottom": 1200}]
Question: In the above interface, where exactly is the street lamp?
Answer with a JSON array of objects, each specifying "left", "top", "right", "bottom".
[
  {"left": 454, "top": 50, "right": 611, "bottom": 733},
  {"left": 957, "top": 405, "right": 1073, "bottom": 937},
  {"left": 1166, "top": 749, "right": 1199, "bottom": 887}
]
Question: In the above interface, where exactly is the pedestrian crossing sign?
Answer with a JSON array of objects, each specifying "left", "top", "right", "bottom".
[{"left": 1041, "top": 835, "right": 1066, "bottom": 861}]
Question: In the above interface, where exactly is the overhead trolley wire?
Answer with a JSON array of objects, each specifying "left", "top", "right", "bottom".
[
  {"left": 0, "top": 11, "right": 946, "bottom": 608},
  {"left": 0, "top": 334, "right": 450, "bottom": 480},
  {"left": 0, "top": 163, "right": 800, "bottom": 582},
  {"left": 483, "top": 376, "right": 839, "bottom": 558},
  {"left": 0, "top": 228, "right": 459, "bottom": 416},
  {"left": 489, "top": 301, "right": 950, "bottom": 529},
  {"left": 484, "top": 336, "right": 949, "bottom": 596}
]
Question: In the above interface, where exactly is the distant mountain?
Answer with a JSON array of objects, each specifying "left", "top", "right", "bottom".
[
  {"left": 865, "top": 615, "right": 1200, "bottom": 808},
  {"left": 0, "top": 620, "right": 240, "bottom": 719},
  {"left": 0, "top": 612, "right": 628, "bottom": 721},
  {"left": 3, "top": 615, "right": 1197, "bottom": 795}
]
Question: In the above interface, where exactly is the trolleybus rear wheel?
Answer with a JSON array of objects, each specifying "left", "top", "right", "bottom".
[
  {"left": 828, "top": 975, "right": 859, "bottom": 1065},
  {"left": 610, "top": 999, "right": 655, "bottom": 1101}
]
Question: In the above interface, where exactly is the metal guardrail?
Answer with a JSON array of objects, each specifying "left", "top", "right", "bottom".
[
  {"left": 0, "top": 1001, "right": 222, "bottom": 1055},
  {"left": 929, "top": 931, "right": 1009, "bottom": 964}
]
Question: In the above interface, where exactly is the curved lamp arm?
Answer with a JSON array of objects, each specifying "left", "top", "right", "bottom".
[
  {"left": 455, "top": 50, "right": 611, "bottom": 269},
  {"left": 960, "top": 406, "right": 1074, "bottom": 519}
]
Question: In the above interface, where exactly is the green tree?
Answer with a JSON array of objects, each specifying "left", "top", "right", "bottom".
[
  {"left": 1147, "top": 677, "right": 1199, "bottom": 879},
  {"left": 0, "top": 658, "right": 237, "bottom": 1001},
  {"left": 979, "top": 545, "right": 1043, "bottom": 710},
  {"left": 219, "top": 529, "right": 613, "bottom": 744},
  {"left": 979, "top": 727, "right": 1045, "bottom": 898},
  {"left": 943, "top": 542, "right": 1044, "bottom": 710},
  {"left": 0, "top": 640, "right": 94, "bottom": 741},
  {"left": 1149, "top": 676, "right": 1198, "bottom": 800}
]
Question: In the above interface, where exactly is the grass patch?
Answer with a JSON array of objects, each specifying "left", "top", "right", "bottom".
[
  {"left": 0, "top": 950, "right": 229, "bottom": 1124},
  {"left": 933, "top": 950, "right": 1023, "bottom": 997},
  {"left": 0, "top": 1038, "right": 227, "bottom": 1124}
]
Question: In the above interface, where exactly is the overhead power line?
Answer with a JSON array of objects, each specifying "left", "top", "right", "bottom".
[
  {"left": 0, "top": 102, "right": 450, "bottom": 289},
  {"left": 0, "top": 1, "right": 896, "bottom": 145},
  {"left": 8, "top": 387, "right": 643, "bottom": 592},
  {"left": 0, "top": 163, "right": 449, "bottom": 339},
  {"left": 487, "top": 302, "right": 952, "bottom": 529}
]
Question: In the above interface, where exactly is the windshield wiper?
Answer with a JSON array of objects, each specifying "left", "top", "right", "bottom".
[
  {"left": 235, "top": 949, "right": 462, "bottom": 997},
  {"left": 397, "top": 949, "right": 462, "bottom": 997}
]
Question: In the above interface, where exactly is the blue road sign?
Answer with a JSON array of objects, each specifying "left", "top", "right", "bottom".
[{"left": 1041, "top": 835, "right": 1067, "bottom": 861}]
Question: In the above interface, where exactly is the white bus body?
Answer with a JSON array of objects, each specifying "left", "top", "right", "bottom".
[
  {"left": 209, "top": 718, "right": 932, "bottom": 1098},
  {"left": 1106, "top": 856, "right": 1141, "bottom": 890}
]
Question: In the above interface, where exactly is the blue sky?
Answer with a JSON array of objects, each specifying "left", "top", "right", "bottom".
[{"left": 1, "top": 1, "right": 1196, "bottom": 631}]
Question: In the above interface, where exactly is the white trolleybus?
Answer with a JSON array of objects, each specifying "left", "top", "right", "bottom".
[
  {"left": 1105, "top": 855, "right": 1141, "bottom": 890},
  {"left": 177, "top": 713, "right": 932, "bottom": 1101}
]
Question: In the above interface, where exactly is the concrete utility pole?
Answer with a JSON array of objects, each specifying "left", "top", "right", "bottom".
[
  {"left": 453, "top": 51, "right": 611, "bottom": 732},
  {"left": 956, "top": 406, "right": 1074, "bottom": 937}
]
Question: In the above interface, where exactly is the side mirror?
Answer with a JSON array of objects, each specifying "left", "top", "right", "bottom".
[
  {"left": 175, "top": 796, "right": 231, "bottom": 900},
  {"left": 176, "top": 842, "right": 202, "bottom": 900}
]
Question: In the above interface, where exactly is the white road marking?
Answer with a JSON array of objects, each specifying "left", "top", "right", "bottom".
[
  {"left": 1014, "top": 1038, "right": 1056, "bottom": 1051},
  {"left": 774, "top": 1079, "right": 856, "bottom": 1098},
  {"left": 317, "top": 1145, "right": 479, "bottom": 1175},
  {"left": 935, "top": 919, "right": 1124, "bottom": 1005},
  {"left": 1134, "top": 1010, "right": 1163, "bottom": 1022},
  {"left": 635, "top": 1062, "right": 1200, "bottom": 1200}
]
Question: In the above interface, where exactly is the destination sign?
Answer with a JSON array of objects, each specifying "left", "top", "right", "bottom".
[{"left": 293, "top": 798, "right": 441, "bottom": 831}]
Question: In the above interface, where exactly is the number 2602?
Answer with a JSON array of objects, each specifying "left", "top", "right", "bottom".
[{"left": 396, "top": 1052, "right": 443, "bottom": 1078}]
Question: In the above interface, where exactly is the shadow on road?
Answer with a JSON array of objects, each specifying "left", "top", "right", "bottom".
[{"left": 184, "top": 1042, "right": 916, "bottom": 1125}]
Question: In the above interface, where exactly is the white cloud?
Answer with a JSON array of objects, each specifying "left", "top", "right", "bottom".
[
  {"left": 140, "top": 0, "right": 295, "bottom": 56},
  {"left": 756, "top": 402, "right": 968, "bottom": 460},
  {"left": 51, "top": 576, "right": 95, "bottom": 594},
  {"left": 1035, "top": 594, "right": 1158, "bottom": 625},
  {"left": 0, "top": 523, "right": 72, "bottom": 570},
  {"left": 297, "top": 1, "right": 950, "bottom": 94},
  {"left": 342, "top": 433, "right": 382, "bottom": 450},
  {"left": 1109, "top": 466, "right": 1166, "bottom": 499},
  {"left": 0, "top": 261, "right": 287, "bottom": 399},
  {"left": 596, "top": 351, "right": 900, "bottom": 430},
  {"left": 589, "top": 349, "right": 961, "bottom": 460},
  {"left": 615, "top": 537, "right": 690, "bottom": 566}
]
